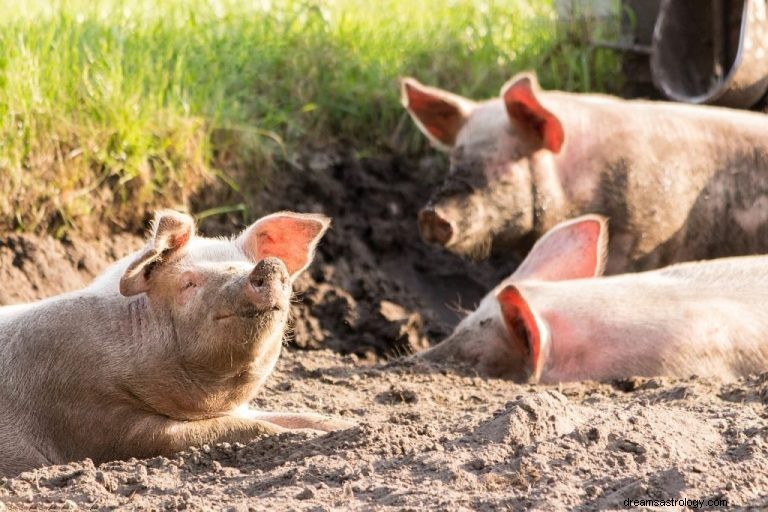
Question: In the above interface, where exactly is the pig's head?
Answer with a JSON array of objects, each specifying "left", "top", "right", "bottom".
[
  {"left": 401, "top": 72, "right": 564, "bottom": 259},
  {"left": 418, "top": 215, "right": 606, "bottom": 382},
  {"left": 118, "top": 209, "right": 329, "bottom": 414}
]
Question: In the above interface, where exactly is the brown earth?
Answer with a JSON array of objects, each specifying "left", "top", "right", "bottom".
[
  {"left": 1, "top": 350, "right": 767, "bottom": 510},
  {"left": 1, "top": 150, "right": 767, "bottom": 510}
]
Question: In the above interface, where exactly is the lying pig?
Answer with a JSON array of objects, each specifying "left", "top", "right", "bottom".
[
  {"left": 419, "top": 215, "right": 768, "bottom": 383},
  {"left": 401, "top": 72, "right": 768, "bottom": 273},
  {"left": 0, "top": 210, "right": 350, "bottom": 477}
]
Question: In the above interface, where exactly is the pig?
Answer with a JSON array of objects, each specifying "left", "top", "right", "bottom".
[
  {"left": 0, "top": 210, "right": 351, "bottom": 477},
  {"left": 418, "top": 215, "right": 768, "bottom": 383},
  {"left": 400, "top": 72, "right": 768, "bottom": 273}
]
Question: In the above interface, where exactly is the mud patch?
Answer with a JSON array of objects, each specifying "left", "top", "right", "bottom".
[{"left": 0, "top": 233, "right": 140, "bottom": 305}]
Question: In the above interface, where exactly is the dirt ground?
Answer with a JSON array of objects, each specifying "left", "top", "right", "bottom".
[{"left": 1, "top": 150, "right": 767, "bottom": 510}]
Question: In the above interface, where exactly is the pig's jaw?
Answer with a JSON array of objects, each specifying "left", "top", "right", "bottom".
[
  {"left": 437, "top": 182, "right": 535, "bottom": 260},
  {"left": 441, "top": 205, "right": 517, "bottom": 261},
  {"left": 133, "top": 311, "right": 286, "bottom": 420},
  {"left": 422, "top": 316, "right": 533, "bottom": 381},
  {"left": 213, "top": 305, "right": 285, "bottom": 322},
  {"left": 444, "top": 234, "right": 494, "bottom": 261},
  {"left": 247, "top": 327, "right": 284, "bottom": 392},
  {"left": 216, "top": 308, "right": 288, "bottom": 365}
]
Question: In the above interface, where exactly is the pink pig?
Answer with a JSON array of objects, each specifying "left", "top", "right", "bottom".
[
  {"left": 402, "top": 72, "right": 768, "bottom": 273},
  {"left": 0, "top": 210, "right": 351, "bottom": 477},
  {"left": 419, "top": 215, "right": 768, "bottom": 383}
]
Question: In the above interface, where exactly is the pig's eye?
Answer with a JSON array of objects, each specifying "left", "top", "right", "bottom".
[{"left": 179, "top": 271, "right": 201, "bottom": 293}]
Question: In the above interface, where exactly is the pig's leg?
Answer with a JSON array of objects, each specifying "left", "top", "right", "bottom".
[
  {"left": 163, "top": 416, "right": 289, "bottom": 450},
  {"left": 0, "top": 440, "right": 53, "bottom": 477},
  {"left": 120, "top": 415, "right": 287, "bottom": 458},
  {"left": 247, "top": 411, "right": 355, "bottom": 432}
]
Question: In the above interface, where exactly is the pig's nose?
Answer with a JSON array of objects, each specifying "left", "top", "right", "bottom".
[
  {"left": 246, "top": 257, "right": 289, "bottom": 310},
  {"left": 249, "top": 257, "right": 289, "bottom": 288},
  {"left": 418, "top": 207, "right": 455, "bottom": 246}
]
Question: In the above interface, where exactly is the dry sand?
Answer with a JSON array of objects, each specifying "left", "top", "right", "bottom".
[{"left": 2, "top": 348, "right": 767, "bottom": 510}]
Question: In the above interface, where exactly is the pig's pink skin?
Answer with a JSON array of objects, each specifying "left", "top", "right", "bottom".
[
  {"left": 512, "top": 256, "right": 768, "bottom": 383},
  {"left": 403, "top": 73, "right": 768, "bottom": 272},
  {"left": 421, "top": 216, "right": 768, "bottom": 383},
  {"left": 0, "top": 210, "right": 347, "bottom": 477}
]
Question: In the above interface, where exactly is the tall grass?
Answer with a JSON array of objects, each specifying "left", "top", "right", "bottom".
[{"left": 0, "top": 0, "right": 622, "bottom": 235}]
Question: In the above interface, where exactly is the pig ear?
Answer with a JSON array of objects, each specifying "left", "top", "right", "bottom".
[
  {"left": 119, "top": 210, "right": 196, "bottom": 296},
  {"left": 400, "top": 77, "right": 475, "bottom": 151},
  {"left": 238, "top": 212, "right": 330, "bottom": 279},
  {"left": 497, "top": 285, "right": 544, "bottom": 381},
  {"left": 513, "top": 214, "right": 608, "bottom": 281},
  {"left": 501, "top": 73, "right": 565, "bottom": 153}
]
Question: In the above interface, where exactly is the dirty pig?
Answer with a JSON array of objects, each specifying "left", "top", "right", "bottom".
[
  {"left": 401, "top": 72, "right": 768, "bottom": 273},
  {"left": 419, "top": 215, "right": 768, "bottom": 383},
  {"left": 0, "top": 209, "right": 351, "bottom": 477}
]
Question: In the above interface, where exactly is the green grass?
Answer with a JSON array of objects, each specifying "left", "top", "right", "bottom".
[{"left": 0, "top": 0, "right": 623, "bottom": 235}]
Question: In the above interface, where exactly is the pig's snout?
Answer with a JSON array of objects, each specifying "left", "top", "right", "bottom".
[
  {"left": 250, "top": 257, "right": 288, "bottom": 288},
  {"left": 418, "top": 207, "right": 455, "bottom": 246},
  {"left": 245, "top": 257, "right": 289, "bottom": 311}
]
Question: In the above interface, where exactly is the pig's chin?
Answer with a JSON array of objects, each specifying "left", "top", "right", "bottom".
[
  {"left": 216, "top": 308, "right": 288, "bottom": 348},
  {"left": 213, "top": 300, "right": 288, "bottom": 322},
  {"left": 491, "top": 227, "right": 536, "bottom": 256},
  {"left": 444, "top": 232, "right": 494, "bottom": 262},
  {"left": 475, "top": 356, "right": 528, "bottom": 381},
  {"left": 460, "top": 340, "right": 531, "bottom": 382}
]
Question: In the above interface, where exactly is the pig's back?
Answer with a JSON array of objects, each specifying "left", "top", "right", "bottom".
[
  {"left": 0, "top": 303, "right": 36, "bottom": 323},
  {"left": 656, "top": 255, "right": 768, "bottom": 292},
  {"left": 549, "top": 91, "right": 768, "bottom": 133},
  {"left": 526, "top": 256, "right": 768, "bottom": 381},
  {"left": 528, "top": 255, "right": 768, "bottom": 304},
  {"left": 575, "top": 254, "right": 768, "bottom": 305}
]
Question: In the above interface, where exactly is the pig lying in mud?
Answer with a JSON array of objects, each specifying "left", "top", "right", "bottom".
[
  {"left": 0, "top": 210, "right": 350, "bottom": 477},
  {"left": 419, "top": 215, "right": 768, "bottom": 383},
  {"left": 401, "top": 72, "right": 768, "bottom": 273}
]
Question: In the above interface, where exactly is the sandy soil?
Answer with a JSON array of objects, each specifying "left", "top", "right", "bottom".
[
  {"left": 2, "top": 350, "right": 767, "bottom": 510},
  {"left": 1, "top": 150, "right": 767, "bottom": 510}
]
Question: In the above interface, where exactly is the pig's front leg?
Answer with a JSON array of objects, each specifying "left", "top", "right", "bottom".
[
  {"left": 246, "top": 411, "right": 355, "bottom": 432},
  {"left": 122, "top": 411, "right": 352, "bottom": 460},
  {"left": 163, "top": 416, "right": 289, "bottom": 451},
  {"left": 121, "top": 415, "right": 288, "bottom": 458},
  {"left": 0, "top": 441, "right": 53, "bottom": 477}
]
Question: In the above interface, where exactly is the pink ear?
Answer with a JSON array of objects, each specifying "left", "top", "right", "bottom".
[
  {"left": 400, "top": 77, "right": 473, "bottom": 150},
  {"left": 497, "top": 285, "right": 542, "bottom": 379},
  {"left": 514, "top": 215, "right": 608, "bottom": 282},
  {"left": 239, "top": 212, "right": 330, "bottom": 278},
  {"left": 501, "top": 73, "right": 564, "bottom": 153}
]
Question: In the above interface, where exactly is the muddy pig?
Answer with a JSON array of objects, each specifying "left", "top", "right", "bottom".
[
  {"left": 419, "top": 215, "right": 768, "bottom": 383},
  {"left": 401, "top": 72, "right": 768, "bottom": 272},
  {"left": 0, "top": 210, "right": 351, "bottom": 477}
]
